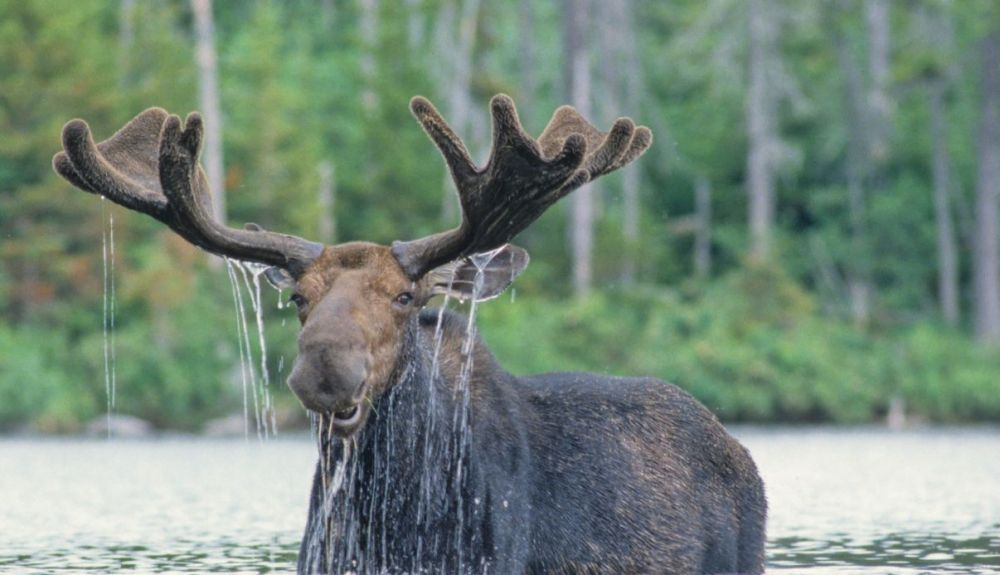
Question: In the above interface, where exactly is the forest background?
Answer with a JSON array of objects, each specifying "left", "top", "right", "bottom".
[{"left": 2, "top": 0, "right": 999, "bottom": 431}]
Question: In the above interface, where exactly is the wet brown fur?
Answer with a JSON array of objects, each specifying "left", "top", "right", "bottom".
[
  {"left": 293, "top": 242, "right": 522, "bottom": 402},
  {"left": 53, "top": 98, "right": 762, "bottom": 575},
  {"left": 293, "top": 246, "right": 767, "bottom": 573},
  {"left": 291, "top": 243, "right": 420, "bottom": 412}
]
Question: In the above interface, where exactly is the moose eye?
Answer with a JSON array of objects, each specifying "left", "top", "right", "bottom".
[
  {"left": 289, "top": 293, "right": 307, "bottom": 309},
  {"left": 393, "top": 292, "right": 414, "bottom": 307}
]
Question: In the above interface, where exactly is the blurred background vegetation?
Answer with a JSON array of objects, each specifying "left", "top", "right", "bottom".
[{"left": 1, "top": 0, "right": 999, "bottom": 431}]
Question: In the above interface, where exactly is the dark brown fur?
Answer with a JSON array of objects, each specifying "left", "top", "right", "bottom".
[
  {"left": 295, "top": 301, "right": 766, "bottom": 574},
  {"left": 53, "top": 96, "right": 764, "bottom": 574}
]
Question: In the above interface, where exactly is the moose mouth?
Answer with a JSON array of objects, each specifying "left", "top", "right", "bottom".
[
  {"left": 326, "top": 401, "right": 368, "bottom": 437},
  {"left": 332, "top": 404, "right": 362, "bottom": 426},
  {"left": 324, "top": 383, "right": 370, "bottom": 436}
]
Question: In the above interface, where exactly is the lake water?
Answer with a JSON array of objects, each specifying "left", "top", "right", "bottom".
[{"left": 1, "top": 427, "right": 997, "bottom": 574}]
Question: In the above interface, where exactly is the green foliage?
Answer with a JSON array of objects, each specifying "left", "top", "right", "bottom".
[
  {"left": 1, "top": 0, "right": 999, "bottom": 429},
  {"left": 896, "top": 325, "right": 1000, "bottom": 421},
  {"left": 480, "top": 267, "right": 1000, "bottom": 424},
  {"left": 0, "top": 326, "right": 94, "bottom": 431}
]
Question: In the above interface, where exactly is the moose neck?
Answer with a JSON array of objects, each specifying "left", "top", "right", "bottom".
[{"left": 304, "top": 307, "right": 514, "bottom": 574}]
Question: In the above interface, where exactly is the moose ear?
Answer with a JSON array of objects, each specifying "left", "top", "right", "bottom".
[
  {"left": 426, "top": 244, "right": 529, "bottom": 303},
  {"left": 244, "top": 222, "right": 296, "bottom": 290},
  {"left": 263, "top": 266, "right": 295, "bottom": 290}
]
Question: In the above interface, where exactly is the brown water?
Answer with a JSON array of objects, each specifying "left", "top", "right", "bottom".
[{"left": 0, "top": 427, "right": 997, "bottom": 574}]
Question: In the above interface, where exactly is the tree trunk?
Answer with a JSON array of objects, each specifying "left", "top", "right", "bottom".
[
  {"left": 694, "top": 175, "right": 712, "bottom": 280},
  {"left": 974, "top": 31, "right": 1000, "bottom": 343},
  {"left": 565, "top": 0, "right": 593, "bottom": 296},
  {"left": 928, "top": 80, "right": 959, "bottom": 326},
  {"left": 833, "top": 1, "right": 872, "bottom": 325},
  {"left": 191, "top": 0, "right": 225, "bottom": 225},
  {"left": 845, "top": 0, "right": 891, "bottom": 324},
  {"left": 865, "top": 0, "right": 891, "bottom": 166},
  {"left": 119, "top": 0, "right": 135, "bottom": 89},
  {"left": 317, "top": 161, "right": 336, "bottom": 244},
  {"left": 615, "top": 0, "right": 642, "bottom": 285},
  {"left": 360, "top": 0, "right": 379, "bottom": 113},
  {"left": 406, "top": 0, "right": 424, "bottom": 50},
  {"left": 440, "top": 0, "right": 482, "bottom": 225},
  {"left": 320, "top": 0, "right": 335, "bottom": 31},
  {"left": 519, "top": 0, "right": 537, "bottom": 114},
  {"left": 746, "top": 0, "right": 777, "bottom": 263}
]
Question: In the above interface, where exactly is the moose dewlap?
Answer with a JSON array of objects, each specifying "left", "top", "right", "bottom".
[{"left": 54, "top": 94, "right": 765, "bottom": 574}]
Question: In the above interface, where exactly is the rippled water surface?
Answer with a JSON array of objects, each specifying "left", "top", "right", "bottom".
[
  {"left": 1, "top": 427, "right": 997, "bottom": 574},
  {"left": 742, "top": 427, "right": 1000, "bottom": 574}
]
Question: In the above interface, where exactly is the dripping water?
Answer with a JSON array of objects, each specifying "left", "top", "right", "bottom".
[
  {"left": 224, "top": 259, "right": 253, "bottom": 438},
  {"left": 223, "top": 258, "right": 278, "bottom": 440},
  {"left": 449, "top": 247, "right": 499, "bottom": 572},
  {"left": 100, "top": 197, "right": 118, "bottom": 438},
  {"left": 239, "top": 262, "right": 278, "bottom": 436},
  {"left": 306, "top": 247, "right": 507, "bottom": 573}
]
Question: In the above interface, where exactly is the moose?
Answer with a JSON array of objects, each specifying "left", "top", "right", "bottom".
[{"left": 54, "top": 94, "right": 766, "bottom": 574}]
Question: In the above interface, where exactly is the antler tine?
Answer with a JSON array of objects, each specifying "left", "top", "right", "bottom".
[
  {"left": 392, "top": 94, "right": 652, "bottom": 280},
  {"left": 54, "top": 108, "right": 323, "bottom": 277},
  {"left": 54, "top": 108, "right": 170, "bottom": 217},
  {"left": 392, "top": 95, "right": 588, "bottom": 279},
  {"left": 408, "top": 96, "right": 478, "bottom": 189}
]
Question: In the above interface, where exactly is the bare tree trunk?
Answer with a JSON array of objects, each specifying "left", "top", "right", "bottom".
[
  {"left": 841, "top": 38, "right": 870, "bottom": 324},
  {"left": 565, "top": 0, "right": 593, "bottom": 296},
  {"left": 600, "top": 0, "right": 643, "bottom": 285},
  {"left": 449, "top": 0, "right": 481, "bottom": 148},
  {"left": 694, "top": 175, "right": 712, "bottom": 280},
  {"left": 317, "top": 161, "right": 336, "bottom": 244},
  {"left": 519, "top": 0, "right": 537, "bottom": 112},
  {"left": 974, "top": 31, "right": 1000, "bottom": 343},
  {"left": 621, "top": 157, "right": 640, "bottom": 283},
  {"left": 865, "top": 0, "right": 891, "bottom": 165},
  {"left": 320, "top": 0, "right": 335, "bottom": 31},
  {"left": 746, "top": 0, "right": 777, "bottom": 263},
  {"left": 587, "top": 0, "right": 617, "bottom": 224},
  {"left": 833, "top": 0, "right": 872, "bottom": 325},
  {"left": 191, "top": 0, "right": 225, "bottom": 225},
  {"left": 440, "top": 0, "right": 482, "bottom": 225},
  {"left": 928, "top": 80, "right": 959, "bottom": 326},
  {"left": 119, "top": 0, "right": 135, "bottom": 88},
  {"left": 360, "top": 0, "right": 379, "bottom": 114},
  {"left": 406, "top": 0, "right": 424, "bottom": 50},
  {"left": 844, "top": 0, "right": 891, "bottom": 324}
]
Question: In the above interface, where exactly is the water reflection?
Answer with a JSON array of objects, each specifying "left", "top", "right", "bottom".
[
  {"left": 770, "top": 532, "right": 1000, "bottom": 573},
  {"left": 0, "top": 428, "right": 997, "bottom": 573},
  {"left": 737, "top": 426, "right": 1000, "bottom": 575}
]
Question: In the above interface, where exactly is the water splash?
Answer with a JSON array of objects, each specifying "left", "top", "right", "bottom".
[
  {"left": 100, "top": 198, "right": 118, "bottom": 438},
  {"left": 239, "top": 262, "right": 278, "bottom": 435},
  {"left": 305, "top": 248, "right": 507, "bottom": 573},
  {"left": 224, "top": 258, "right": 279, "bottom": 440}
]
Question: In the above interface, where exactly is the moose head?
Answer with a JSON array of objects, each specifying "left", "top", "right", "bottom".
[{"left": 53, "top": 95, "right": 651, "bottom": 438}]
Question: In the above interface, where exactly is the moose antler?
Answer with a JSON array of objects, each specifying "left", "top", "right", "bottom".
[
  {"left": 53, "top": 109, "right": 323, "bottom": 277},
  {"left": 391, "top": 94, "right": 652, "bottom": 279}
]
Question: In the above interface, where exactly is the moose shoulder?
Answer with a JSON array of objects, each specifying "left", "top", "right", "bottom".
[{"left": 54, "top": 94, "right": 766, "bottom": 574}]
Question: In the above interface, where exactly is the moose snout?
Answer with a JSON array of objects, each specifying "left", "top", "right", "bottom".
[{"left": 286, "top": 335, "right": 369, "bottom": 415}]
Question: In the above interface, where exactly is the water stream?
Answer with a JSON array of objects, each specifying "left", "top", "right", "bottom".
[
  {"left": 303, "top": 249, "right": 507, "bottom": 574},
  {"left": 224, "top": 258, "right": 279, "bottom": 440},
  {"left": 94, "top": 208, "right": 281, "bottom": 441},
  {"left": 100, "top": 197, "right": 117, "bottom": 438}
]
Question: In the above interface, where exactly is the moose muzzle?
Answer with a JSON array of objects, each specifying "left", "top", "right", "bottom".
[{"left": 286, "top": 294, "right": 370, "bottom": 427}]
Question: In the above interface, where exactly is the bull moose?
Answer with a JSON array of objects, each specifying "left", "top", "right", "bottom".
[{"left": 54, "top": 94, "right": 766, "bottom": 574}]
